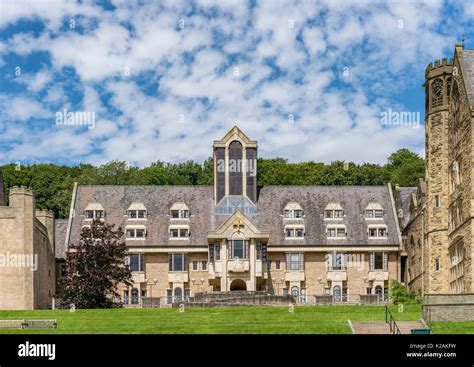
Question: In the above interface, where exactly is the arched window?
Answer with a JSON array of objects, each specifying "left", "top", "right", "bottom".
[
  {"left": 291, "top": 286, "right": 299, "bottom": 298},
  {"left": 131, "top": 288, "right": 139, "bottom": 305},
  {"left": 375, "top": 286, "right": 383, "bottom": 301},
  {"left": 174, "top": 287, "right": 183, "bottom": 302},
  {"left": 333, "top": 286, "right": 341, "bottom": 303},
  {"left": 229, "top": 141, "right": 243, "bottom": 195},
  {"left": 431, "top": 78, "right": 443, "bottom": 108}
]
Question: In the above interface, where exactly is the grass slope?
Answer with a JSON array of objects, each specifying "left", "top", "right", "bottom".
[{"left": 0, "top": 305, "right": 423, "bottom": 334}]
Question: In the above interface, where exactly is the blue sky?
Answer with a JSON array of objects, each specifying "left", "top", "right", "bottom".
[{"left": 0, "top": 0, "right": 472, "bottom": 167}]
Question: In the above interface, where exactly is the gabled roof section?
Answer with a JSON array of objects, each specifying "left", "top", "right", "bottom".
[
  {"left": 208, "top": 208, "right": 269, "bottom": 239},
  {"left": 456, "top": 45, "right": 474, "bottom": 108},
  {"left": 213, "top": 125, "right": 257, "bottom": 148}
]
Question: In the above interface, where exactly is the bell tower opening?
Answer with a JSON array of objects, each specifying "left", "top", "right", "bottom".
[{"left": 213, "top": 126, "right": 258, "bottom": 211}]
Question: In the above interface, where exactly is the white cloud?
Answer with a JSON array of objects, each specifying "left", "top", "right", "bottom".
[{"left": 0, "top": 0, "right": 468, "bottom": 166}]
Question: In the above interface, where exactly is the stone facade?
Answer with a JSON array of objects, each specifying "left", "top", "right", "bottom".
[
  {"left": 65, "top": 126, "right": 402, "bottom": 307},
  {"left": 400, "top": 44, "right": 474, "bottom": 295},
  {"left": 3, "top": 45, "right": 474, "bottom": 310},
  {"left": 0, "top": 187, "right": 56, "bottom": 309}
]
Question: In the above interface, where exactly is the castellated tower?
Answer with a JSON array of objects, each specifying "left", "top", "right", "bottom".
[{"left": 423, "top": 57, "right": 452, "bottom": 293}]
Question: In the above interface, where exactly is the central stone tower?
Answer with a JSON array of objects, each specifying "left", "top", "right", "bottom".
[{"left": 213, "top": 126, "right": 258, "bottom": 213}]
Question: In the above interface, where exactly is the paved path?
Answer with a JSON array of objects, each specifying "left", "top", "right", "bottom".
[{"left": 349, "top": 320, "right": 426, "bottom": 334}]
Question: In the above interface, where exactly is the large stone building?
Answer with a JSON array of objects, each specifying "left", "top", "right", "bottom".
[
  {"left": 398, "top": 44, "right": 474, "bottom": 296},
  {"left": 62, "top": 126, "right": 402, "bottom": 305},
  {"left": 1, "top": 44, "right": 473, "bottom": 310}
]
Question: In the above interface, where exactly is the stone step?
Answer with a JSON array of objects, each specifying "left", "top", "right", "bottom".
[{"left": 350, "top": 320, "right": 426, "bottom": 334}]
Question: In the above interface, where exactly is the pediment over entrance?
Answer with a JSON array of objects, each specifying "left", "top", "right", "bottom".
[{"left": 207, "top": 209, "right": 269, "bottom": 240}]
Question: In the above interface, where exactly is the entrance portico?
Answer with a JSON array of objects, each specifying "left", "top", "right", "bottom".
[{"left": 207, "top": 209, "right": 270, "bottom": 291}]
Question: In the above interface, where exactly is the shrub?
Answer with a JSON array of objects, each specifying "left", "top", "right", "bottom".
[{"left": 389, "top": 279, "right": 421, "bottom": 305}]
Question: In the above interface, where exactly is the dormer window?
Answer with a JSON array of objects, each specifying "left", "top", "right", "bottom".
[
  {"left": 169, "top": 225, "right": 190, "bottom": 239},
  {"left": 126, "top": 225, "right": 146, "bottom": 239},
  {"left": 365, "top": 203, "right": 384, "bottom": 219},
  {"left": 283, "top": 202, "right": 304, "bottom": 219},
  {"left": 368, "top": 225, "right": 388, "bottom": 238},
  {"left": 127, "top": 203, "right": 147, "bottom": 219},
  {"left": 327, "top": 225, "right": 346, "bottom": 238},
  {"left": 84, "top": 203, "right": 105, "bottom": 220},
  {"left": 324, "top": 203, "right": 344, "bottom": 219},
  {"left": 285, "top": 225, "right": 305, "bottom": 238},
  {"left": 170, "top": 203, "right": 190, "bottom": 219}
]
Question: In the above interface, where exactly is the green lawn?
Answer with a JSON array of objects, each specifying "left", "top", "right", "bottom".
[
  {"left": 0, "top": 305, "right": 426, "bottom": 334},
  {"left": 429, "top": 321, "right": 474, "bottom": 334}
]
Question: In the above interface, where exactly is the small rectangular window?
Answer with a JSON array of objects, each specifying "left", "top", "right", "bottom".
[
  {"left": 295, "top": 228, "right": 304, "bottom": 237},
  {"left": 374, "top": 210, "right": 383, "bottom": 218},
  {"left": 215, "top": 242, "right": 221, "bottom": 261},
  {"left": 179, "top": 228, "right": 188, "bottom": 237},
  {"left": 126, "top": 229, "right": 134, "bottom": 238},
  {"left": 262, "top": 244, "right": 268, "bottom": 262},
  {"left": 85, "top": 210, "right": 94, "bottom": 219},
  {"left": 294, "top": 210, "right": 303, "bottom": 218},
  {"left": 378, "top": 228, "right": 387, "bottom": 237},
  {"left": 365, "top": 210, "right": 374, "bottom": 218},
  {"left": 192, "top": 260, "right": 198, "bottom": 271},
  {"left": 136, "top": 229, "right": 145, "bottom": 238},
  {"left": 374, "top": 252, "right": 383, "bottom": 270},
  {"left": 334, "top": 210, "right": 343, "bottom": 218},
  {"left": 201, "top": 260, "right": 207, "bottom": 271},
  {"left": 289, "top": 253, "right": 302, "bottom": 270},
  {"left": 128, "top": 210, "right": 137, "bottom": 218},
  {"left": 434, "top": 195, "right": 441, "bottom": 208},
  {"left": 256, "top": 241, "right": 262, "bottom": 260},
  {"left": 170, "top": 228, "right": 179, "bottom": 238},
  {"left": 276, "top": 260, "right": 281, "bottom": 270},
  {"left": 435, "top": 258, "right": 440, "bottom": 271},
  {"left": 173, "top": 254, "right": 184, "bottom": 271},
  {"left": 129, "top": 254, "right": 145, "bottom": 271},
  {"left": 336, "top": 228, "right": 346, "bottom": 237},
  {"left": 285, "top": 228, "right": 294, "bottom": 237},
  {"left": 327, "top": 228, "right": 336, "bottom": 237},
  {"left": 209, "top": 244, "right": 214, "bottom": 263},
  {"left": 137, "top": 210, "right": 146, "bottom": 218},
  {"left": 368, "top": 228, "right": 377, "bottom": 237},
  {"left": 171, "top": 210, "right": 179, "bottom": 218},
  {"left": 139, "top": 254, "right": 144, "bottom": 272},
  {"left": 284, "top": 210, "right": 292, "bottom": 218},
  {"left": 325, "top": 210, "right": 333, "bottom": 218}
]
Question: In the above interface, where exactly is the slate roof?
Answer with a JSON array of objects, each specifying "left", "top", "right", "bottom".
[
  {"left": 55, "top": 219, "right": 68, "bottom": 259},
  {"left": 397, "top": 187, "right": 418, "bottom": 227},
  {"left": 66, "top": 185, "right": 401, "bottom": 249},
  {"left": 460, "top": 49, "right": 474, "bottom": 107}
]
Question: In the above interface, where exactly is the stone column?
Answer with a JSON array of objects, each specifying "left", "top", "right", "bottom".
[
  {"left": 249, "top": 239, "right": 255, "bottom": 291},
  {"left": 221, "top": 239, "right": 228, "bottom": 291}
]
